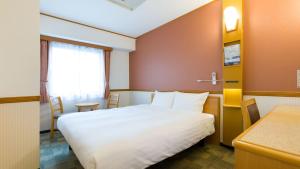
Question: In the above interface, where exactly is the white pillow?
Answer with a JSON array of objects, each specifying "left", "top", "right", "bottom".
[
  {"left": 172, "top": 92, "right": 209, "bottom": 113},
  {"left": 151, "top": 91, "right": 175, "bottom": 108}
]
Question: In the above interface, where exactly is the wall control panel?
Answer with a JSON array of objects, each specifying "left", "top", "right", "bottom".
[{"left": 297, "top": 70, "right": 300, "bottom": 88}]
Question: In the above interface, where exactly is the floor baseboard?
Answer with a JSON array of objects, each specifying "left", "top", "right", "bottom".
[
  {"left": 220, "top": 143, "right": 234, "bottom": 150},
  {"left": 40, "top": 129, "right": 58, "bottom": 134}
]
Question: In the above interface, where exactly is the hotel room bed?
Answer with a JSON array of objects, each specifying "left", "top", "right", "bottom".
[{"left": 57, "top": 104, "right": 216, "bottom": 169}]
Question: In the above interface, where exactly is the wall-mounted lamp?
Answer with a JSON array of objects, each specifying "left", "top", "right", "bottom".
[{"left": 224, "top": 6, "right": 239, "bottom": 32}]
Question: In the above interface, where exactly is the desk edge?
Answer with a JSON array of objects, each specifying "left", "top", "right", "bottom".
[{"left": 234, "top": 140, "right": 300, "bottom": 167}]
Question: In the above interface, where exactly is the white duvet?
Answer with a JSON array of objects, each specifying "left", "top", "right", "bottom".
[{"left": 57, "top": 104, "right": 215, "bottom": 169}]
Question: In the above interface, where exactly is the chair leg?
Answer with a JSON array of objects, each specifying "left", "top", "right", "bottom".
[{"left": 50, "top": 118, "right": 55, "bottom": 139}]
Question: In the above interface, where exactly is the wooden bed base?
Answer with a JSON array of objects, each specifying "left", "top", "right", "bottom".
[{"left": 203, "top": 96, "right": 221, "bottom": 145}]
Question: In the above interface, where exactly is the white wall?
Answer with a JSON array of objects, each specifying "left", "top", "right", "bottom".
[
  {"left": 244, "top": 95, "right": 300, "bottom": 117},
  {"left": 110, "top": 91, "right": 131, "bottom": 107},
  {"left": 40, "top": 14, "right": 136, "bottom": 51},
  {"left": 0, "top": 0, "right": 40, "bottom": 168},
  {"left": 110, "top": 50, "right": 130, "bottom": 89},
  {"left": 130, "top": 91, "right": 154, "bottom": 105},
  {"left": 1, "top": 4, "right": 40, "bottom": 98},
  {"left": 40, "top": 104, "right": 52, "bottom": 131}
]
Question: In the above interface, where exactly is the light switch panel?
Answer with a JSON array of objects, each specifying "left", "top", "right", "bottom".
[{"left": 297, "top": 70, "right": 300, "bottom": 88}]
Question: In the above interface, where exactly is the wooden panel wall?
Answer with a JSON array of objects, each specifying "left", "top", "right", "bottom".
[{"left": 0, "top": 102, "right": 40, "bottom": 169}]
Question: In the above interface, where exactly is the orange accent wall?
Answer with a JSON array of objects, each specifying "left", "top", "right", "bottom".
[
  {"left": 130, "top": 0, "right": 300, "bottom": 92},
  {"left": 130, "top": 1, "right": 223, "bottom": 91},
  {"left": 244, "top": 0, "right": 300, "bottom": 91}
]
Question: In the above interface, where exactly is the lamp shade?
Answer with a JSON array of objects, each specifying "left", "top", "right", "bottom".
[{"left": 224, "top": 6, "right": 239, "bottom": 32}]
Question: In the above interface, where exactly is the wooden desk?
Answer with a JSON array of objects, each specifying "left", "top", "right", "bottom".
[
  {"left": 233, "top": 105, "right": 300, "bottom": 169},
  {"left": 75, "top": 102, "right": 99, "bottom": 112}
]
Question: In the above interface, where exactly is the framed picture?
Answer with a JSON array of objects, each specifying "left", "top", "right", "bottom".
[{"left": 224, "top": 41, "right": 240, "bottom": 66}]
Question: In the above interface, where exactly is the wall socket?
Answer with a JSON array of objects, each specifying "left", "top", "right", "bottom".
[{"left": 297, "top": 70, "right": 300, "bottom": 88}]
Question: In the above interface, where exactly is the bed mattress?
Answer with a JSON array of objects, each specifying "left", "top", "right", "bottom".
[{"left": 57, "top": 104, "right": 215, "bottom": 169}]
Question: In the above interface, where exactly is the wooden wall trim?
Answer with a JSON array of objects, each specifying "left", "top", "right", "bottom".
[
  {"left": 40, "top": 13, "right": 135, "bottom": 39},
  {"left": 40, "top": 35, "right": 113, "bottom": 51},
  {"left": 110, "top": 89, "right": 223, "bottom": 94},
  {"left": 244, "top": 91, "right": 300, "bottom": 97},
  {"left": 110, "top": 89, "right": 131, "bottom": 92},
  {"left": 0, "top": 96, "right": 40, "bottom": 104},
  {"left": 111, "top": 90, "right": 300, "bottom": 97}
]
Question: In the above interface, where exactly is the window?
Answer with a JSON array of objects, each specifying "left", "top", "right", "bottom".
[{"left": 47, "top": 41, "right": 105, "bottom": 100}]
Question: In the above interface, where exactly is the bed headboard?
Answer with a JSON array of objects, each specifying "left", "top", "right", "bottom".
[{"left": 203, "top": 96, "right": 220, "bottom": 145}]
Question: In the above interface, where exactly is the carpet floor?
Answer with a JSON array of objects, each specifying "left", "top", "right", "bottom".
[{"left": 40, "top": 132, "right": 234, "bottom": 169}]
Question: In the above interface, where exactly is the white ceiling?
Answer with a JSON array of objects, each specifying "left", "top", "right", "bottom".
[
  {"left": 107, "top": 0, "right": 147, "bottom": 10},
  {"left": 40, "top": 0, "right": 212, "bottom": 38}
]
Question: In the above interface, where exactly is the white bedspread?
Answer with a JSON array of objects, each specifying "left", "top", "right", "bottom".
[{"left": 57, "top": 105, "right": 215, "bottom": 169}]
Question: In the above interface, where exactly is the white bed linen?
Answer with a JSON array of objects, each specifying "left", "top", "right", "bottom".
[{"left": 57, "top": 105, "right": 215, "bottom": 169}]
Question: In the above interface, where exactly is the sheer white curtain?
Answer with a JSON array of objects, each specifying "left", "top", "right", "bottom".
[{"left": 48, "top": 41, "right": 105, "bottom": 101}]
